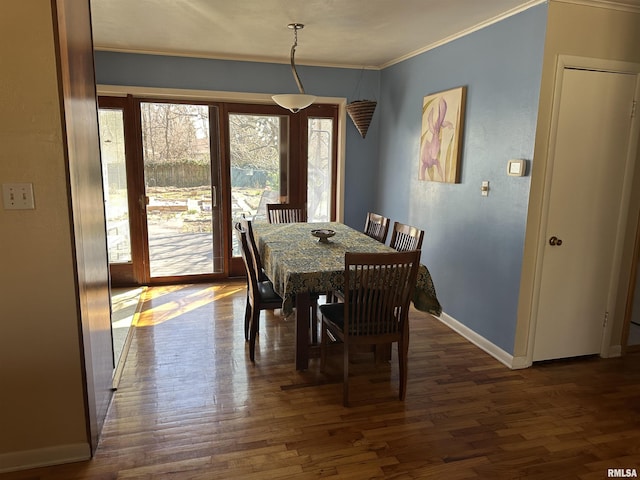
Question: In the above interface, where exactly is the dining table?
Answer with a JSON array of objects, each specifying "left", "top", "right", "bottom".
[{"left": 251, "top": 221, "right": 442, "bottom": 370}]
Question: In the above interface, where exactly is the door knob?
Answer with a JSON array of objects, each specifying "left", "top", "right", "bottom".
[{"left": 549, "top": 236, "right": 563, "bottom": 246}]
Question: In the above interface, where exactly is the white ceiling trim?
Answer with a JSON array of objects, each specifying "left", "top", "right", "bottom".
[
  {"left": 93, "top": 45, "right": 378, "bottom": 71},
  {"left": 551, "top": 0, "right": 640, "bottom": 12},
  {"left": 380, "top": 0, "right": 548, "bottom": 69}
]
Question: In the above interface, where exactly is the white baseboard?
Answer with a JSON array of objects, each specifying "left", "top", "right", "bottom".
[
  {"left": 437, "top": 311, "right": 624, "bottom": 365},
  {"left": 437, "top": 312, "right": 531, "bottom": 370},
  {"left": 0, "top": 443, "right": 90, "bottom": 473}
]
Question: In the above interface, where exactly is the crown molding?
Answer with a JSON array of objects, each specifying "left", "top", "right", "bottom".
[
  {"left": 93, "top": 46, "right": 379, "bottom": 71},
  {"left": 380, "top": 0, "right": 547, "bottom": 69},
  {"left": 551, "top": 0, "right": 640, "bottom": 13}
]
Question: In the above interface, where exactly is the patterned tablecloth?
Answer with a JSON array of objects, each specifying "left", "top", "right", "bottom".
[{"left": 252, "top": 222, "right": 442, "bottom": 317}]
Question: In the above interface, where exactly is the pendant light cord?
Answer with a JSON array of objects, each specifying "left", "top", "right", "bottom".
[{"left": 289, "top": 25, "right": 306, "bottom": 94}]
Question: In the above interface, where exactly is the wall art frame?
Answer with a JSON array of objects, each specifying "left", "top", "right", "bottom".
[{"left": 419, "top": 86, "right": 466, "bottom": 183}]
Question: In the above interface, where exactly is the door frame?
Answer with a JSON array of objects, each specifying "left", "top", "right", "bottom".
[
  {"left": 526, "top": 55, "right": 640, "bottom": 364},
  {"left": 621, "top": 210, "right": 640, "bottom": 353}
]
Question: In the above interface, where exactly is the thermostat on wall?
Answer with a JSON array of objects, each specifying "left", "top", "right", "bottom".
[{"left": 507, "top": 159, "right": 526, "bottom": 177}]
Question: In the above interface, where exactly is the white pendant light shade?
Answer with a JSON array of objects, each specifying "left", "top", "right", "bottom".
[
  {"left": 272, "top": 23, "right": 315, "bottom": 113},
  {"left": 272, "top": 93, "right": 317, "bottom": 113}
]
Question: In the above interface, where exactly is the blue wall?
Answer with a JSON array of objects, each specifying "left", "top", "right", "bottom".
[
  {"left": 377, "top": 5, "right": 547, "bottom": 353},
  {"left": 94, "top": 3, "right": 547, "bottom": 354},
  {"left": 94, "top": 51, "right": 381, "bottom": 228}
]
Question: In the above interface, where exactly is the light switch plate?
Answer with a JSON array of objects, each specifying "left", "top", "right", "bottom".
[
  {"left": 2, "top": 183, "right": 35, "bottom": 210},
  {"left": 507, "top": 159, "right": 526, "bottom": 177}
]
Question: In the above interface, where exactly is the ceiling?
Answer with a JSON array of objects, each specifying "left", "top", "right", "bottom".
[{"left": 90, "top": 0, "right": 550, "bottom": 69}]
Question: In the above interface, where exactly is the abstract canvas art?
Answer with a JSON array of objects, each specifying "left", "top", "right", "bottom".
[{"left": 419, "top": 86, "right": 466, "bottom": 183}]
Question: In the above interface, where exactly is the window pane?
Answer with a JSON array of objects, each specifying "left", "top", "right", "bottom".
[
  {"left": 229, "top": 113, "right": 286, "bottom": 255},
  {"left": 99, "top": 108, "right": 131, "bottom": 263},
  {"left": 307, "top": 118, "right": 333, "bottom": 222},
  {"left": 140, "top": 102, "right": 218, "bottom": 277}
]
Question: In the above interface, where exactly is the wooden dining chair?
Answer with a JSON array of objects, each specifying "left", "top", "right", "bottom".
[
  {"left": 235, "top": 223, "right": 283, "bottom": 362},
  {"left": 326, "top": 212, "right": 390, "bottom": 304},
  {"left": 240, "top": 218, "right": 321, "bottom": 345},
  {"left": 363, "top": 212, "right": 391, "bottom": 243},
  {"left": 319, "top": 250, "right": 420, "bottom": 406},
  {"left": 267, "top": 203, "right": 307, "bottom": 223},
  {"left": 389, "top": 221, "right": 424, "bottom": 252}
]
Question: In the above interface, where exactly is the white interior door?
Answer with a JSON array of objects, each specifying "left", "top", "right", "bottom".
[{"left": 533, "top": 67, "right": 637, "bottom": 362}]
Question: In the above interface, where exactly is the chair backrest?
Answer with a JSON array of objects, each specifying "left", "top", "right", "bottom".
[
  {"left": 363, "top": 212, "right": 390, "bottom": 243},
  {"left": 389, "top": 221, "right": 424, "bottom": 252},
  {"left": 267, "top": 203, "right": 307, "bottom": 223},
  {"left": 240, "top": 217, "right": 264, "bottom": 279},
  {"left": 234, "top": 223, "right": 261, "bottom": 298},
  {"left": 255, "top": 190, "right": 280, "bottom": 219},
  {"left": 343, "top": 250, "right": 420, "bottom": 337}
]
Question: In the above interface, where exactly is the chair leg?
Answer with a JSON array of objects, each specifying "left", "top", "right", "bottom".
[
  {"left": 343, "top": 343, "right": 349, "bottom": 407},
  {"left": 374, "top": 343, "right": 392, "bottom": 364},
  {"left": 398, "top": 339, "right": 409, "bottom": 401},
  {"left": 320, "top": 323, "right": 327, "bottom": 372},
  {"left": 249, "top": 308, "right": 260, "bottom": 362},
  {"left": 244, "top": 296, "right": 251, "bottom": 341},
  {"left": 311, "top": 299, "right": 318, "bottom": 344}
]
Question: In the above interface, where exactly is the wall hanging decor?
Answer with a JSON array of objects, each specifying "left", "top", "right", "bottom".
[
  {"left": 347, "top": 100, "right": 377, "bottom": 139},
  {"left": 419, "top": 86, "right": 466, "bottom": 183}
]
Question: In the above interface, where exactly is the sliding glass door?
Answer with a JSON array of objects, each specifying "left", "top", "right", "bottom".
[
  {"left": 98, "top": 96, "right": 338, "bottom": 284},
  {"left": 140, "top": 101, "right": 223, "bottom": 278}
]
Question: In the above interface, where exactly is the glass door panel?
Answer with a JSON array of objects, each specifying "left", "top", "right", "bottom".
[
  {"left": 140, "top": 102, "right": 221, "bottom": 277},
  {"left": 307, "top": 118, "right": 333, "bottom": 222},
  {"left": 229, "top": 113, "right": 288, "bottom": 255},
  {"left": 99, "top": 108, "right": 132, "bottom": 263}
]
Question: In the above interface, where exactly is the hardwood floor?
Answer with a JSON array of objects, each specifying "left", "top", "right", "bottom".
[{"left": 3, "top": 281, "right": 640, "bottom": 479}]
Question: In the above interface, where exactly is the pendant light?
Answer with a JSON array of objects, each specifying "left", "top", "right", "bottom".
[{"left": 272, "top": 23, "right": 316, "bottom": 113}]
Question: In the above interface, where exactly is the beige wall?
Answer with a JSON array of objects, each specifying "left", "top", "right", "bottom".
[
  {"left": 0, "top": 1, "right": 90, "bottom": 471},
  {"left": 515, "top": 1, "right": 640, "bottom": 359}
]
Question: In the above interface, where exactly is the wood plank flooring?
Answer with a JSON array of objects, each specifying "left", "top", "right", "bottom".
[{"left": 3, "top": 281, "right": 640, "bottom": 479}]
